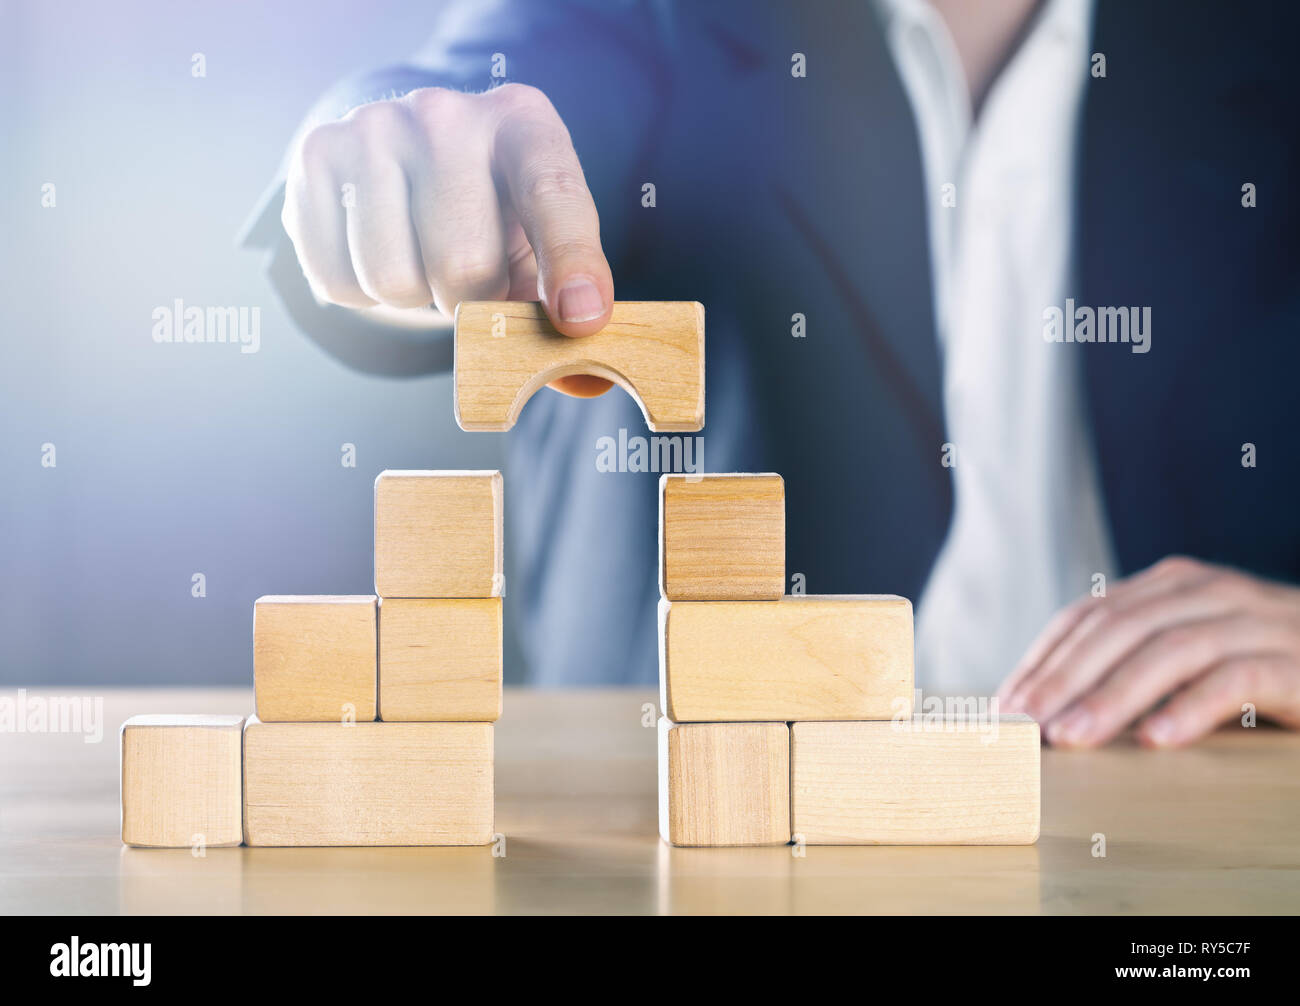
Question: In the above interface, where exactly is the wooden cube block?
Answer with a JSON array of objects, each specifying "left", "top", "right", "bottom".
[
  {"left": 121, "top": 715, "right": 244, "bottom": 848},
  {"left": 659, "top": 473, "right": 785, "bottom": 600},
  {"left": 378, "top": 598, "right": 502, "bottom": 721},
  {"left": 254, "top": 595, "right": 377, "bottom": 722},
  {"left": 660, "top": 595, "right": 913, "bottom": 721},
  {"left": 242, "top": 718, "right": 494, "bottom": 846},
  {"left": 658, "top": 719, "right": 789, "bottom": 847},
  {"left": 374, "top": 470, "right": 503, "bottom": 598},
  {"left": 454, "top": 301, "right": 705, "bottom": 432},
  {"left": 790, "top": 717, "right": 1041, "bottom": 845}
]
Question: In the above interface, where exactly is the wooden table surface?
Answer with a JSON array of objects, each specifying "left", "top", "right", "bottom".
[{"left": 2, "top": 687, "right": 1297, "bottom": 915}]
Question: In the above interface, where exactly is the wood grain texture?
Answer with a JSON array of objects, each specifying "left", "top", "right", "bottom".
[
  {"left": 242, "top": 718, "right": 494, "bottom": 846},
  {"left": 378, "top": 598, "right": 502, "bottom": 721},
  {"left": 254, "top": 596, "right": 377, "bottom": 722},
  {"left": 374, "top": 470, "right": 502, "bottom": 598},
  {"left": 659, "top": 719, "right": 790, "bottom": 847},
  {"left": 659, "top": 473, "right": 785, "bottom": 600},
  {"left": 791, "top": 718, "right": 1041, "bottom": 845},
  {"left": 18, "top": 689, "right": 1300, "bottom": 914},
  {"left": 121, "top": 715, "right": 244, "bottom": 848},
  {"left": 454, "top": 301, "right": 705, "bottom": 432},
  {"left": 660, "top": 595, "right": 914, "bottom": 721}
]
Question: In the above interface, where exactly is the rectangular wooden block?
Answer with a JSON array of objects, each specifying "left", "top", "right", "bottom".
[
  {"left": 455, "top": 301, "right": 705, "bottom": 432},
  {"left": 790, "top": 717, "right": 1041, "bottom": 845},
  {"left": 660, "top": 595, "right": 914, "bottom": 721},
  {"left": 254, "top": 595, "right": 377, "bottom": 722},
  {"left": 243, "top": 718, "right": 494, "bottom": 846},
  {"left": 121, "top": 715, "right": 244, "bottom": 848},
  {"left": 659, "top": 473, "right": 785, "bottom": 600},
  {"left": 374, "top": 470, "right": 503, "bottom": 598},
  {"left": 658, "top": 719, "right": 790, "bottom": 847},
  {"left": 378, "top": 598, "right": 502, "bottom": 721}
]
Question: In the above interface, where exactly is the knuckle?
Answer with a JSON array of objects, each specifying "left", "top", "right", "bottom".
[
  {"left": 539, "top": 236, "right": 603, "bottom": 267},
  {"left": 308, "top": 272, "right": 357, "bottom": 306},
  {"left": 519, "top": 163, "right": 590, "bottom": 204},
  {"left": 1216, "top": 571, "right": 1259, "bottom": 604},
  {"left": 491, "top": 82, "right": 553, "bottom": 115},
  {"left": 1155, "top": 624, "right": 1214, "bottom": 666},
  {"left": 1282, "top": 621, "right": 1300, "bottom": 652},
  {"left": 1022, "top": 673, "right": 1067, "bottom": 713},
  {"left": 279, "top": 197, "right": 301, "bottom": 239},
  {"left": 296, "top": 123, "right": 346, "bottom": 172},
  {"left": 1155, "top": 554, "right": 1201, "bottom": 577},
  {"left": 284, "top": 238, "right": 347, "bottom": 302},
  {"left": 406, "top": 86, "right": 463, "bottom": 126},
  {"left": 1201, "top": 573, "right": 1239, "bottom": 603},
  {"left": 1230, "top": 658, "right": 1266, "bottom": 697},
  {"left": 1155, "top": 627, "right": 1192, "bottom": 661},
  {"left": 1036, "top": 678, "right": 1071, "bottom": 709},
  {"left": 1073, "top": 696, "right": 1105, "bottom": 721},
  {"left": 1073, "top": 595, "right": 1108, "bottom": 623},
  {"left": 431, "top": 252, "right": 506, "bottom": 295},
  {"left": 363, "top": 271, "right": 430, "bottom": 308},
  {"left": 1061, "top": 595, "right": 1098, "bottom": 624},
  {"left": 1078, "top": 603, "right": 1117, "bottom": 639},
  {"left": 345, "top": 99, "right": 410, "bottom": 141}
]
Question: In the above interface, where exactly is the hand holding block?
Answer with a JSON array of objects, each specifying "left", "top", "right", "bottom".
[
  {"left": 378, "top": 598, "right": 502, "bottom": 721},
  {"left": 454, "top": 301, "right": 705, "bottom": 432},
  {"left": 242, "top": 718, "right": 494, "bottom": 846},
  {"left": 660, "top": 595, "right": 914, "bottom": 721},
  {"left": 659, "top": 719, "right": 790, "bottom": 846},
  {"left": 121, "top": 715, "right": 244, "bottom": 848},
  {"left": 374, "top": 470, "right": 502, "bottom": 598},
  {"left": 790, "top": 717, "right": 1041, "bottom": 845},
  {"left": 660, "top": 473, "right": 785, "bottom": 600},
  {"left": 254, "top": 595, "right": 377, "bottom": 722}
]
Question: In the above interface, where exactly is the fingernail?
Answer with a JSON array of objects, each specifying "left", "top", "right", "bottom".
[
  {"left": 1048, "top": 709, "right": 1092, "bottom": 746},
  {"left": 1142, "top": 714, "right": 1175, "bottom": 747},
  {"left": 1000, "top": 690, "right": 1023, "bottom": 714},
  {"left": 556, "top": 277, "right": 605, "bottom": 324}
]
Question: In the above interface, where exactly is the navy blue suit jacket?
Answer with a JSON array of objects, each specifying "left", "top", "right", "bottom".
[{"left": 243, "top": 0, "right": 1300, "bottom": 686}]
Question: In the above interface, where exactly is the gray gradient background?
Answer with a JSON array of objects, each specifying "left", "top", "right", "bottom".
[{"left": 1, "top": 1, "right": 530, "bottom": 685}]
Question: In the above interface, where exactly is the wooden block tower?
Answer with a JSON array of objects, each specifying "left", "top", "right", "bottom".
[
  {"left": 657, "top": 473, "right": 1040, "bottom": 847},
  {"left": 120, "top": 470, "right": 501, "bottom": 848}
]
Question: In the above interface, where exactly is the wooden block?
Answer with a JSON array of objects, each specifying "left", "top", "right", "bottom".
[
  {"left": 660, "top": 595, "right": 913, "bottom": 721},
  {"left": 378, "top": 598, "right": 502, "bottom": 721},
  {"left": 374, "top": 470, "right": 502, "bottom": 598},
  {"left": 121, "top": 715, "right": 244, "bottom": 848},
  {"left": 454, "top": 301, "right": 705, "bottom": 432},
  {"left": 254, "top": 595, "right": 377, "bottom": 722},
  {"left": 243, "top": 718, "right": 494, "bottom": 846},
  {"left": 790, "top": 718, "right": 1041, "bottom": 845},
  {"left": 658, "top": 719, "right": 790, "bottom": 846},
  {"left": 659, "top": 473, "right": 784, "bottom": 600}
]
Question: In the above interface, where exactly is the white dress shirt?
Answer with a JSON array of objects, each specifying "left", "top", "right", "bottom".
[{"left": 874, "top": 0, "right": 1117, "bottom": 694}]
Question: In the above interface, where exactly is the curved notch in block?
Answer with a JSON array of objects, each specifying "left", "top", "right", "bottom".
[{"left": 454, "top": 301, "right": 705, "bottom": 432}]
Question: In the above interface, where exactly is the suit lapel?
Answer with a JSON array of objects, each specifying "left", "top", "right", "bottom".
[{"left": 769, "top": 0, "right": 946, "bottom": 452}]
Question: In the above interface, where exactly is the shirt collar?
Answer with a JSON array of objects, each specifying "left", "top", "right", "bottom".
[{"left": 873, "top": 0, "right": 1093, "bottom": 48}]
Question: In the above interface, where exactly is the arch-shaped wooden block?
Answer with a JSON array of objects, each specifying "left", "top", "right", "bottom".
[{"left": 454, "top": 301, "right": 705, "bottom": 432}]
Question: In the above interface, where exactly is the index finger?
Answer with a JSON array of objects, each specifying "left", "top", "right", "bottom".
[
  {"left": 998, "top": 558, "right": 1206, "bottom": 707},
  {"left": 489, "top": 84, "right": 614, "bottom": 337}
]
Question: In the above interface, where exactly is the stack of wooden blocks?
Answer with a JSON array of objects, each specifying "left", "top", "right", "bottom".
[
  {"left": 657, "top": 473, "right": 1040, "bottom": 847},
  {"left": 120, "top": 470, "right": 501, "bottom": 848}
]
